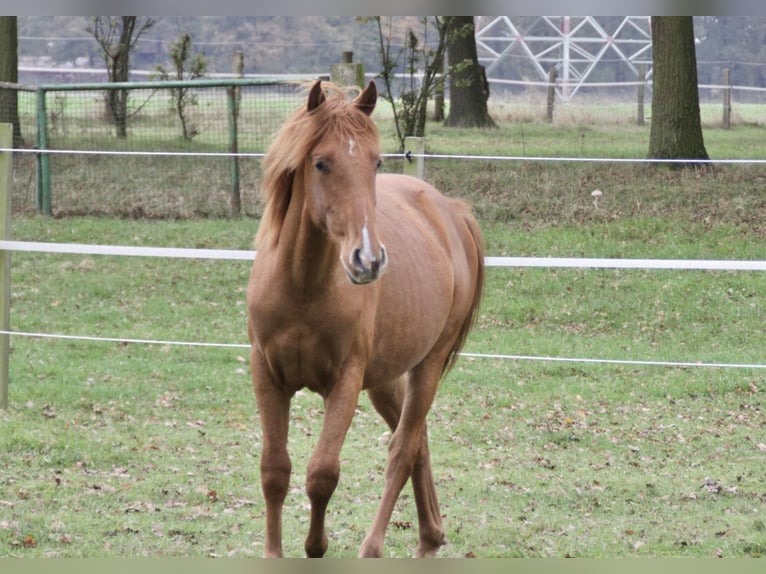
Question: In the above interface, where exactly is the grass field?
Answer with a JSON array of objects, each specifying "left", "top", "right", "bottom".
[{"left": 1, "top": 110, "right": 766, "bottom": 558}]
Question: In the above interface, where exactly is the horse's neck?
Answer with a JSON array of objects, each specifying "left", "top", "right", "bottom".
[{"left": 277, "top": 170, "right": 339, "bottom": 291}]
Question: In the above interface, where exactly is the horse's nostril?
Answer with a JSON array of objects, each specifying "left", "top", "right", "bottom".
[{"left": 352, "top": 248, "right": 365, "bottom": 271}]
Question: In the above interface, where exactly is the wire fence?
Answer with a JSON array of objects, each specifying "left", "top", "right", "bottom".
[
  {"left": 2, "top": 78, "right": 310, "bottom": 218},
  {"left": 4, "top": 73, "right": 766, "bottom": 218}
]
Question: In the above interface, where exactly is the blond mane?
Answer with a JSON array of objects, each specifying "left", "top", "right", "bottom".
[{"left": 255, "top": 82, "right": 380, "bottom": 249}]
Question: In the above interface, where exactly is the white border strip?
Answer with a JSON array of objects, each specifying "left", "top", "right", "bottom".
[
  {"left": 3, "top": 147, "right": 265, "bottom": 159},
  {"left": 484, "top": 256, "right": 766, "bottom": 271},
  {"left": 5, "top": 147, "right": 766, "bottom": 165},
  {"left": 0, "top": 240, "right": 256, "bottom": 261},
  {"left": 0, "top": 330, "right": 250, "bottom": 349},
  {"left": 460, "top": 352, "right": 766, "bottom": 370},
  {"left": 7, "top": 148, "right": 766, "bottom": 165},
  {"left": 3, "top": 241, "right": 766, "bottom": 271}
]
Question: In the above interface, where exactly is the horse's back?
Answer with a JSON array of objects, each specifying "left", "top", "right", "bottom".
[{"left": 377, "top": 173, "right": 482, "bottom": 281}]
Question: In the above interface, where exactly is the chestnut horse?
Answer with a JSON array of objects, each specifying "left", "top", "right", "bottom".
[{"left": 246, "top": 80, "right": 484, "bottom": 558}]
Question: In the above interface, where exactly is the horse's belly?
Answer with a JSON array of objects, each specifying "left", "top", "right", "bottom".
[{"left": 364, "top": 280, "right": 454, "bottom": 386}]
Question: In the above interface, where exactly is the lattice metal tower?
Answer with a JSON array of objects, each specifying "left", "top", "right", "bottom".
[{"left": 475, "top": 16, "right": 652, "bottom": 101}]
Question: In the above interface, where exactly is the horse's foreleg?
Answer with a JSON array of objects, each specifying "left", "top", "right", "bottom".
[
  {"left": 304, "top": 373, "right": 363, "bottom": 558},
  {"left": 252, "top": 356, "right": 292, "bottom": 558},
  {"left": 360, "top": 362, "right": 444, "bottom": 558}
]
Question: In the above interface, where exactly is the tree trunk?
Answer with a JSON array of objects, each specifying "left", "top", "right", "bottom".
[
  {"left": 444, "top": 16, "right": 496, "bottom": 128},
  {"left": 648, "top": 17, "right": 709, "bottom": 163},
  {"left": 0, "top": 16, "right": 23, "bottom": 146},
  {"left": 106, "top": 17, "right": 137, "bottom": 138},
  {"left": 90, "top": 16, "right": 154, "bottom": 139}
]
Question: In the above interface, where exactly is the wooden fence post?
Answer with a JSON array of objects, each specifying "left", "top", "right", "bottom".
[
  {"left": 330, "top": 51, "right": 365, "bottom": 88},
  {"left": 637, "top": 63, "right": 646, "bottom": 126},
  {"left": 546, "top": 67, "right": 557, "bottom": 123},
  {"left": 722, "top": 67, "right": 731, "bottom": 129},
  {"left": 0, "top": 123, "right": 11, "bottom": 409},
  {"left": 403, "top": 136, "right": 424, "bottom": 180}
]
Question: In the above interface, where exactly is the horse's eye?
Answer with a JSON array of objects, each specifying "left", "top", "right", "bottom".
[
  {"left": 315, "top": 160, "right": 329, "bottom": 173},
  {"left": 375, "top": 158, "right": 382, "bottom": 170}
]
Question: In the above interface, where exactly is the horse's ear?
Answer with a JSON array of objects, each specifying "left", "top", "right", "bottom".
[
  {"left": 307, "top": 80, "right": 325, "bottom": 112},
  {"left": 355, "top": 81, "right": 377, "bottom": 116}
]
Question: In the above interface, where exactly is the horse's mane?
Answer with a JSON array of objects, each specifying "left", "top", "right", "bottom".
[{"left": 255, "top": 82, "right": 380, "bottom": 249}]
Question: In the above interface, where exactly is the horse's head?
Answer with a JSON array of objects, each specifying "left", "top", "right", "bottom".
[{"left": 304, "top": 80, "right": 388, "bottom": 285}]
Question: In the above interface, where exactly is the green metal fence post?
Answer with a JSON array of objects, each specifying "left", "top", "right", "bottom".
[
  {"left": 0, "top": 123, "right": 11, "bottom": 409},
  {"left": 35, "top": 87, "right": 51, "bottom": 216},
  {"left": 226, "top": 86, "right": 241, "bottom": 217}
]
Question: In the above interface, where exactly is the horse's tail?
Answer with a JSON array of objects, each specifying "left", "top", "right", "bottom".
[{"left": 443, "top": 206, "right": 486, "bottom": 375}]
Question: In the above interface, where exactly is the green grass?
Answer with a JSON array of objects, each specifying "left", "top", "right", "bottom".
[{"left": 2, "top": 211, "right": 765, "bottom": 558}]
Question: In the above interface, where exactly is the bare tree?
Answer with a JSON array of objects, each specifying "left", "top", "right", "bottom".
[
  {"left": 88, "top": 16, "right": 155, "bottom": 138},
  {"left": 648, "top": 17, "right": 709, "bottom": 163},
  {"left": 443, "top": 16, "right": 496, "bottom": 128},
  {"left": 0, "top": 16, "right": 23, "bottom": 146},
  {"left": 364, "top": 17, "right": 448, "bottom": 152},
  {"left": 155, "top": 31, "right": 207, "bottom": 140}
]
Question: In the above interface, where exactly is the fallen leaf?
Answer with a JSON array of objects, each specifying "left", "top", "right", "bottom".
[
  {"left": 701, "top": 477, "right": 722, "bottom": 494},
  {"left": 23, "top": 535, "right": 37, "bottom": 548},
  {"left": 59, "top": 534, "right": 73, "bottom": 545}
]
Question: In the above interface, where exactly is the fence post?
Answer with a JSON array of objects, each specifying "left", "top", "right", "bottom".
[
  {"left": 403, "top": 136, "right": 425, "bottom": 180},
  {"left": 330, "top": 51, "right": 365, "bottom": 88},
  {"left": 35, "top": 87, "right": 52, "bottom": 216},
  {"left": 636, "top": 63, "right": 646, "bottom": 126},
  {"left": 546, "top": 67, "right": 557, "bottom": 123},
  {"left": 0, "top": 123, "right": 11, "bottom": 409},
  {"left": 226, "top": 84, "right": 241, "bottom": 217},
  {"left": 722, "top": 67, "right": 731, "bottom": 129},
  {"left": 226, "top": 55, "right": 245, "bottom": 217},
  {"left": 233, "top": 50, "right": 244, "bottom": 116}
]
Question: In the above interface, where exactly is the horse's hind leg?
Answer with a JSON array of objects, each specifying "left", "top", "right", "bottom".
[
  {"left": 365, "top": 372, "right": 446, "bottom": 558},
  {"left": 409, "top": 423, "right": 446, "bottom": 557}
]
